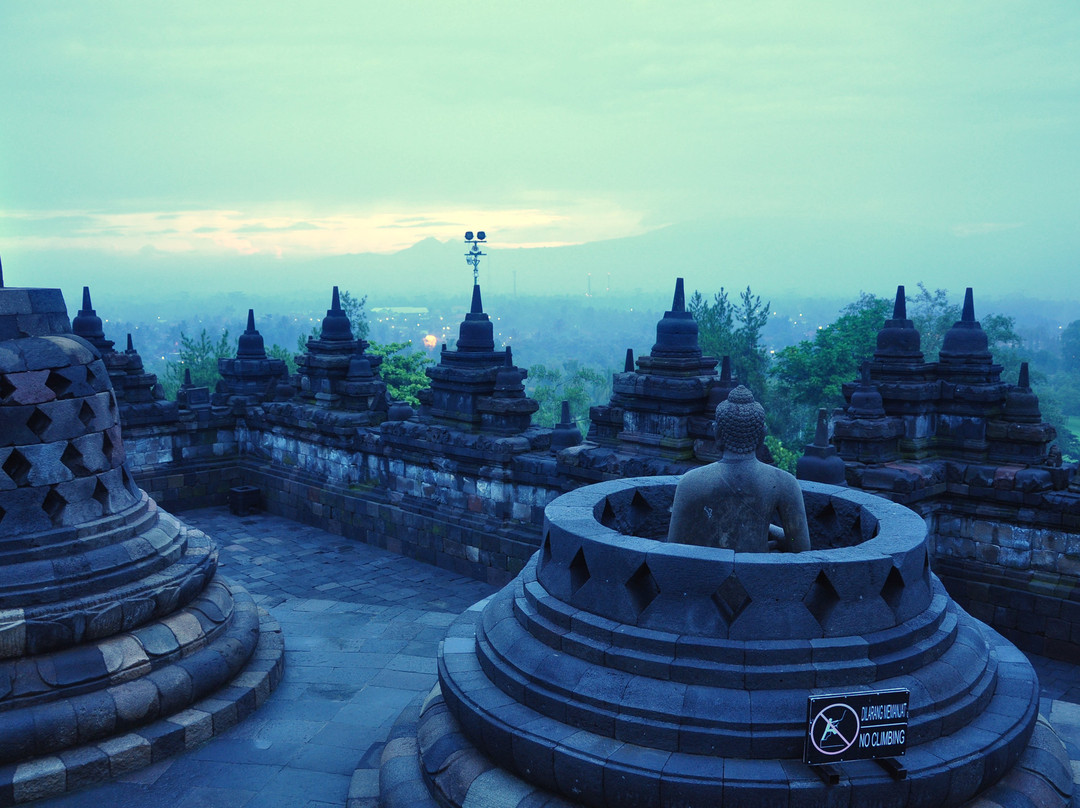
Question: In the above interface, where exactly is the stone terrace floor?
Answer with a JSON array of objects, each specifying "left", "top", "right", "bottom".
[{"left": 26, "top": 507, "right": 1080, "bottom": 808}]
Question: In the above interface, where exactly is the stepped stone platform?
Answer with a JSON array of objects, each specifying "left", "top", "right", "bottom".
[
  {"left": 0, "top": 286, "right": 284, "bottom": 805},
  {"left": 392, "top": 477, "right": 1075, "bottom": 807},
  {"left": 8, "top": 507, "right": 1076, "bottom": 808}
]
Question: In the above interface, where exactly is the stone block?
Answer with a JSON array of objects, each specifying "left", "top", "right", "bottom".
[
  {"left": 12, "top": 756, "right": 65, "bottom": 804},
  {"left": 97, "top": 733, "right": 152, "bottom": 776}
]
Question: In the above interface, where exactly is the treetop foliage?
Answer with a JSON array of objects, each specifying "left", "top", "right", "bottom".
[
  {"left": 526, "top": 361, "right": 612, "bottom": 428},
  {"left": 163, "top": 328, "right": 234, "bottom": 399}
]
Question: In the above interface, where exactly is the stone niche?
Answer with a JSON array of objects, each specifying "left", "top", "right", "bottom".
[{"left": 387, "top": 478, "right": 1073, "bottom": 808}]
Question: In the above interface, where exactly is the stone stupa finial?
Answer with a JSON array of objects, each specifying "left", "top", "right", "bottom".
[
  {"left": 72, "top": 285, "right": 111, "bottom": 350},
  {"left": 849, "top": 361, "right": 885, "bottom": 417},
  {"left": 961, "top": 287, "right": 975, "bottom": 322},
  {"left": 796, "top": 407, "right": 847, "bottom": 486},
  {"left": 551, "top": 399, "right": 583, "bottom": 451},
  {"left": 624, "top": 348, "right": 634, "bottom": 373},
  {"left": 893, "top": 285, "right": 907, "bottom": 320},
  {"left": 237, "top": 308, "right": 267, "bottom": 358},
  {"left": 875, "top": 284, "right": 922, "bottom": 359},
  {"left": 456, "top": 282, "right": 494, "bottom": 352},
  {"left": 1002, "top": 361, "right": 1042, "bottom": 424},
  {"left": 940, "top": 287, "right": 990, "bottom": 360},
  {"left": 319, "top": 286, "right": 353, "bottom": 342},
  {"left": 671, "top": 277, "right": 686, "bottom": 313},
  {"left": 652, "top": 277, "right": 699, "bottom": 356}
]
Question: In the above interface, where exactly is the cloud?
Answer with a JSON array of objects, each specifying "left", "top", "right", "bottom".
[
  {"left": 0, "top": 201, "right": 649, "bottom": 258},
  {"left": 379, "top": 220, "right": 460, "bottom": 229},
  {"left": 236, "top": 220, "right": 322, "bottom": 233}
]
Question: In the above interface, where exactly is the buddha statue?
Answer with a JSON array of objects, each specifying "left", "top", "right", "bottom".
[{"left": 666, "top": 385, "right": 811, "bottom": 552}]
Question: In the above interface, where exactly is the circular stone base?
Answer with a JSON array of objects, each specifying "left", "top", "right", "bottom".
[
  {"left": 378, "top": 685, "right": 1074, "bottom": 808},
  {"left": 0, "top": 581, "right": 285, "bottom": 805}
]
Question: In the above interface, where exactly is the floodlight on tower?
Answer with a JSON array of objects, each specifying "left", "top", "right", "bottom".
[{"left": 464, "top": 230, "right": 487, "bottom": 286}]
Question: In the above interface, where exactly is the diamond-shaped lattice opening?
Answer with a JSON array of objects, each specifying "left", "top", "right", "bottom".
[
  {"left": 78, "top": 400, "right": 95, "bottom": 429},
  {"left": 539, "top": 533, "right": 552, "bottom": 572},
  {"left": 712, "top": 573, "right": 751, "bottom": 625},
  {"left": 804, "top": 570, "right": 841, "bottom": 630},
  {"left": 0, "top": 504, "right": 5, "bottom": 525},
  {"left": 121, "top": 465, "right": 137, "bottom": 493},
  {"left": 42, "top": 488, "right": 67, "bottom": 525},
  {"left": 27, "top": 408, "right": 53, "bottom": 439},
  {"left": 569, "top": 547, "right": 590, "bottom": 595},
  {"left": 813, "top": 501, "right": 839, "bottom": 532},
  {"left": 629, "top": 490, "right": 652, "bottom": 522},
  {"left": 45, "top": 371, "right": 71, "bottom": 399},
  {"left": 626, "top": 561, "right": 660, "bottom": 617},
  {"left": 880, "top": 565, "right": 906, "bottom": 612},
  {"left": 2, "top": 449, "right": 31, "bottom": 486},
  {"left": 0, "top": 375, "right": 15, "bottom": 401},
  {"left": 92, "top": 478, "right": 111, "bottom": 513},
  {"left": 600, "top": 498, "right": 618, "bottom": 529},
  {"left": 101, "top": 429, "right": 114, "bottom": 461},
  {"left": 61, "top": 443, "right": 88, "bottom": 477}
]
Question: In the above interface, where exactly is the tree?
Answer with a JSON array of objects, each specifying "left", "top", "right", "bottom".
[
  {"left": 163, "top": 329, "right": 234, "bottom": 399},
  {"left": 768, "top": 294, "right": 892, "bottom": 452},
  {"left": 1063, "top": 320, "right": 1080, "bottom": 373},
  {"left": 267, "top": 344, "right": 297, "bottom": 375},
  {"left": 772, "top": 294, "right": 892, "bottom": 406},
  {"left": 689, "top": 285, "right": 771, "bottom": 396},
  {"left": 526, "top": 361, "right": 611, "bottom": 428},
  {"left": 908, "top": 283, "right": 958, "bottom": 360},
  {"left": 367, "top": 341, "right": 433, "bottom": 406}
]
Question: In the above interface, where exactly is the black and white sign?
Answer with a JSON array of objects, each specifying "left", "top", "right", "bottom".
[{"left": 804, "top": 689, "right": 909, "bottom": 765}]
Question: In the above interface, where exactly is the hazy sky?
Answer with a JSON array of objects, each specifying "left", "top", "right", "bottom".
[{"left": 1, "top": 2, "right": 1078, "bottom": 299}]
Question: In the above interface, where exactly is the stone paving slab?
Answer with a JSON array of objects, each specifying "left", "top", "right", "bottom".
[
  {"left": 26, "top": 507, "right": 494, "bottom": 808},
  {"left": 21, "top": 506, "right": 1080, "bottom": 808}
]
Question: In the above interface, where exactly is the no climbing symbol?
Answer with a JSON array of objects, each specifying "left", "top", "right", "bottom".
[{"left": 809, "top": 703, "right": 860, "bottom": 759}]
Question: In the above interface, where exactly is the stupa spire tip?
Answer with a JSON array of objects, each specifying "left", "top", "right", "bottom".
[
  {"left": 672, "top": 278, "right": 685, "bottom": 313},
  {"left": 962, "top": 288, "right": 975, "bottom": 322},
  {"left": 893, "top": 285, "right": 906, "bottom": 320}
]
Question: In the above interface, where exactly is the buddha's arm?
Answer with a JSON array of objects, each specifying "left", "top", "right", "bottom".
[{"left": 777, "top": 477, "right": 811, "bottom": 552}]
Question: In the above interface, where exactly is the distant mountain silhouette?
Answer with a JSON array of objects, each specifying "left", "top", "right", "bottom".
[{"left": 7, "top": 217, "right": 1077, "bottom": 312}]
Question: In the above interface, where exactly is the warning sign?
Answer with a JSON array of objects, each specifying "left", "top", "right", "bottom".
[{"left": 805, "top": 689, "right": 909, "bottom": 765}]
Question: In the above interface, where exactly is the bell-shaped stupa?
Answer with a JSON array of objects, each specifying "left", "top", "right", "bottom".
[{"left": 0, "top": 280, "right": 282, "bottom": 801}]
